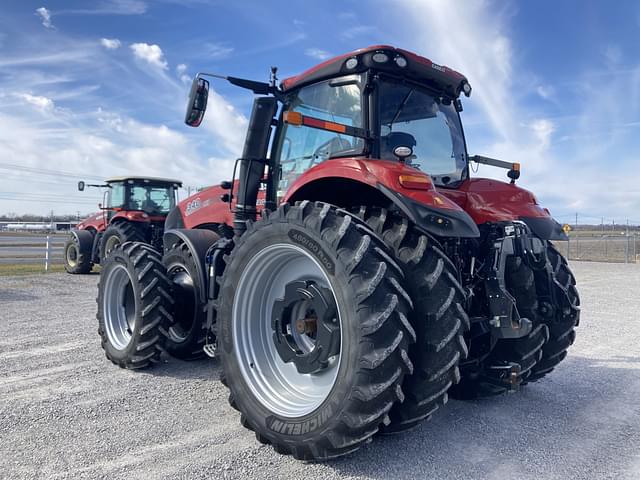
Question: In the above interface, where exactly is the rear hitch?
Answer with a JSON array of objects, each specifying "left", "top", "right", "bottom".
[
  {"left": 203, "top": 237, "right": 234, "bottom": 357},
  {"left": 485, "top": 362, "right": 522, "bottom": 391},
  {"left": 483, "top": 223, "right": 533, "bottom": 339}
]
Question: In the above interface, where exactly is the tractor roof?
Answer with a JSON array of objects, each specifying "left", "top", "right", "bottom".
[
  {"left": 280, "top": 45, "right": 470, "bottom": 99},
  {"left": 106, "top": 176, "right": 183, "bottom": 186}
]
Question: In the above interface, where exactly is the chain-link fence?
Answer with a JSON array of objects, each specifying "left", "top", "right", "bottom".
[{"left": 553, "top": 233, "right": 639, "bottom": 263}]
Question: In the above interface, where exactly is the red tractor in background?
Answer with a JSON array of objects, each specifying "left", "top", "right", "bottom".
[
  {"left": 96, "top": 46, "right": 580, "bottom": 461},
  {"left": 64, "top": 176, "right": 182, "bottom": 274}
]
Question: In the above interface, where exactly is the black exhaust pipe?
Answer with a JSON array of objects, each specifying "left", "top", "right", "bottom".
[{"left": 234, "top": 96, "right": 278, "bottom": 236}]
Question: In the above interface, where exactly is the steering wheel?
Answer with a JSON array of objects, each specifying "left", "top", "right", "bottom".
[{"left": 311, "top": 136, "right": 352, "bottom": 165}]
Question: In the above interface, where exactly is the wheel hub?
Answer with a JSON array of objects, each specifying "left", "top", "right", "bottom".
[
  {"left": 66, "top": 244, "right": 78, "bottom": 267},
  {"left": 272, "top": 280, "right": 340, "bottom": 374}
]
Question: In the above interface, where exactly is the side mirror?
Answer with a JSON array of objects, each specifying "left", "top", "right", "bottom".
[
  {"left": 98, "top": 203, "right": 102, "bottom": 209},
  {"left": 78, "top": 181, "right": 85, "bottom": 191},
  {"left": 185, "top": 77, "right": 209, "bottom": 127}
]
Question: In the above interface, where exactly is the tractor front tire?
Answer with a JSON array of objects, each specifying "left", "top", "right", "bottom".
[
  {"left": 217, "top": 202, "right": 414, "bottom": 461},
  {"left": 64, "top": 235, "right": 93, "bottom": 274},
  {"left": 162, "top": 239, "right": 209, "bottom": 360},
  {"left": 100, "top": 222, "right": 145, "bottom": 262},
  {"left": 97, "top": 242, "right": 174, "bottom": 369},
  {"left": 355, "top": 207, "right": 468, "bottom": 433}
]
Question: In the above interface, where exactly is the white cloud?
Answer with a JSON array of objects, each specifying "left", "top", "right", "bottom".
[
  {"left": 530, "top": 119, "right": 554, "bottom": 149},
  {"left": 305, "top": 48, "right": 331, "bottom": 60},
  {"left": 101, "top": 38, "right": 121, "bottom": 49},
  {"left": 202, "top": 88, "right": 248, "bottom": 154},
  {"left": 536, "top": 85, "right": 554, "bottom": 100},
  {"left": 340, "top": 25, "right": 375, "bottom": 40},
  {"left": 203, "top": 42, "right": 234, "bottom": 59},
  {"left": 35, "top": 7, "right": 53, "bottom": 29},
  {"left": 58, "top": 0, "right": 147, "bottom": 16},
  {"left": 130, "top": 43, "right": 168, "bottom": 69},
  {"left": 17, "top": 93, "right": 54, "bottom": 110},
  {"left": 604, "top": 44, "right": 622, "bottom": 64},
  {"left": 176, "top": 64, "right": 190, "bottom": 84}
]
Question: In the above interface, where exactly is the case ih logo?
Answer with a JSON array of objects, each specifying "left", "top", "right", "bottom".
[
  {"left": 185, "top": 198, "right": 202, "bottom": 216},
  {"left": 431, "top": 62, "right": 446, "bottom": 72}
]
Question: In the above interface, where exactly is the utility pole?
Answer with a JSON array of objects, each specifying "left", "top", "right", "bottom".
[{"left": 575, "top": 212, "right": 578, "bottom": 229}]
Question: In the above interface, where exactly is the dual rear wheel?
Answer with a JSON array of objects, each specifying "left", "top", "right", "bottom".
[{"left": 96, "top": 203, "right": 579, "bottom": 461}]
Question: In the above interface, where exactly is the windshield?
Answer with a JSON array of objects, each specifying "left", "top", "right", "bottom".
[
  {"left": 128, "top": 184, "right": 176, "bottom": 215},
  {"left": 378, "top": 78, "right": 467, "bottom": 186}
]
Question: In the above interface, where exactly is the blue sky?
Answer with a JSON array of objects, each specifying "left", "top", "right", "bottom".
[{"left": 0, "top": 0, "right": 638, "bottom": 225}]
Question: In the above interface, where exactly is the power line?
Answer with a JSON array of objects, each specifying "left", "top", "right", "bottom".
[{"left": 0, "top": 162, "right": 103, "bottom": 181}]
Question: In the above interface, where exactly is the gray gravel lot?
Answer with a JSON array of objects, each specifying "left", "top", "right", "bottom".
[{"left": 1, "top": 261, "right": 639, "bottom": 480}]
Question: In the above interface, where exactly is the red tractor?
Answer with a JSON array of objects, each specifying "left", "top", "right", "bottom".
[
  {"left": 64, "top": 176, "right": 182, "bottom": 274},
  {"left": 96, "top": 46, "right": 579, "bottom": 460}
]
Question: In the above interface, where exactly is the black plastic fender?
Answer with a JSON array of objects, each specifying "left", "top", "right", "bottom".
[
  {"left": 70, "top": 229, "right": 96, "bottom": 260},
  {"left": 521, "top": 216, "right": 568, "bottom": 241},
  {"left": 163, "top": 228, "right": 220, "bottom": 303},
  {"left": 377, "top": 184, "right": 480, "bottom": 238}
]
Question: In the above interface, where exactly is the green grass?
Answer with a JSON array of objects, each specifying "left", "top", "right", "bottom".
[{"left": 0, "top": 263, "right": 66, "bottom": 276}]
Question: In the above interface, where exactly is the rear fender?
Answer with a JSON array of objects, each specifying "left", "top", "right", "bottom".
[
  {"left": 284, "top": 158, "right": 479, "bottom": 238},
  {"left": 70, "top": 229, "right": 96, "bottom": 257},
  {"left": 111, "top": 211, "right": 152, "bottom": 224},
  {"left": 163, "top": 229, "right": 220, "bottom": 303}
]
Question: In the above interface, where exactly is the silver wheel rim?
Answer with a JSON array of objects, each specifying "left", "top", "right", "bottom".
[
  {"left": 66, "top": 244, "right": 78, "bottom": 267},
  {"left": 103, "top": 264, "right": 136, "bottom": 350},
  {"left": 232, "top": 243, "right": 342, "bottom": 418},
  {"left": 105, "top": 235, "right": 121, "bottom": 256}
]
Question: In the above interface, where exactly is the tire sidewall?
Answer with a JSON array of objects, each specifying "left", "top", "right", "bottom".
[
  {"left": 64, "top": 237, "right": 79, "bottom": 272},
  {"left": 98, "top": 248, "right": 145, "bottom": 362},
  {"left": 218, "top": 219, "right": 362, "bottom": 441}
]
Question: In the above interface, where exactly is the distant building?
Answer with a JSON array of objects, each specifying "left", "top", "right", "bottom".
[{"left": 0, "top": 221, "right": 79, "bottom": 232}]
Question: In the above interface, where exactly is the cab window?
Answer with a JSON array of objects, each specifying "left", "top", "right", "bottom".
[{"left": 276, "top": 76, "right": 364, "bottom": 198}]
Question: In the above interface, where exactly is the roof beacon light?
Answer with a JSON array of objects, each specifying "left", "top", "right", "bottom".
[
  {"left": 394, "top": 55, "right": 407, "bottom": 68},
  {"left": 345, "top": 57, "right": 358, "bottom": 69},
  {"left": 372, "top": 52, "right": 389, "bottom": 63}
]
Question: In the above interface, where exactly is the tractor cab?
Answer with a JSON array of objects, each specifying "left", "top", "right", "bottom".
[
  {"left": 103, "top": 176, "right": 181, "bottom": 220},
  {"left": 273, "top": 50, "right": 471, "bottom": 195}
]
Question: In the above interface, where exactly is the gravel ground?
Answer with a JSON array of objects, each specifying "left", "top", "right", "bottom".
[{"left": 1, "top": 261, "right": 639, "bottom": 480}]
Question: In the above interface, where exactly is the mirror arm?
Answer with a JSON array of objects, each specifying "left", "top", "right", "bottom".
[{"left": 198, "top": 72, "right": 282, "bottom": 97}]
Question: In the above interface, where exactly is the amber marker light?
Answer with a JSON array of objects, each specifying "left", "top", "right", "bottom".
[
  {"left": 283, "top": 111, "right": 303, "bottom": 125},
  {"left": 398, "top": 174, "right": 432, "bottom": 190}
]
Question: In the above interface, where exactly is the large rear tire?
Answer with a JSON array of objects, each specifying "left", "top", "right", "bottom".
[
  {"left": 97, "top": 242, "right": 174, "bottom": 369},
  {"left": 100, "top": 222, "right": 146, "bottom": 263},
  {"left": 64, "top": 235, "right": 93, "bottom": 274},
  {"left": 217, "top": 202, "right": 414, "bottom": 461},
  {"left": 526, "top": 243, "right": 579, "bottom": 382},
  {"left": 355, "top": 207, "right": 468, "bottom": 432}
]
